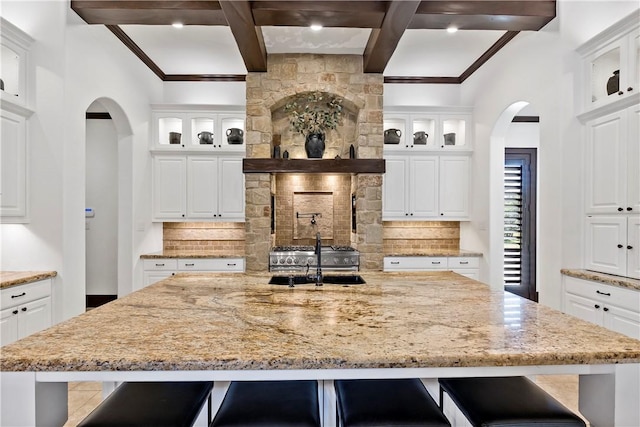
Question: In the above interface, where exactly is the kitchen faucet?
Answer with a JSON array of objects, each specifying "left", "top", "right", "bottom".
[{"left": 314, "top": 232, "right": 323, "bottom": 286}]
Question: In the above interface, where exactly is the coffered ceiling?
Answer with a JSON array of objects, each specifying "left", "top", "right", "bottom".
[{"left": 71, "top": 1, "right": 556, "bottom": 83}]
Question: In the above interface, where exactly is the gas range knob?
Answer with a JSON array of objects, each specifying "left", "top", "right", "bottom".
[
  {"left": 333, "top": 257, "right": 339, "bottom": 263},
  {"left": 308, "top": 257, "right": 315, "bottom": 264},
  {"left": 344, "top": 257, "right": 349, "bottom": 263},
  {"left": 293, "top": 258, "right": 299, "bottom": 264},
  {"left": 286, "top": 258, "right": 292, "bottom": 264},
  {"left": 279, "top": 259, "right": 285, "bottom": 264}
]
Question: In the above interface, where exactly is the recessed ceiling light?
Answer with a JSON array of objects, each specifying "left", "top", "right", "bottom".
[
  {"left": 172, "top": 22, "right": 184, "bottom": 29},
  {"left": 310, "top": 24, "right": 323, "bottom": 31},
  {"left": 446, "top": 26, "right": 458, "bottom": 34}
]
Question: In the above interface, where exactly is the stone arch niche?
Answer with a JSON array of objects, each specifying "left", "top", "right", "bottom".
[
  {"left": 270, "top": 91, "right": 360, "bottom": 159},
  {"left": 244, "top": 54, "right": 384, "bottom": 272}
]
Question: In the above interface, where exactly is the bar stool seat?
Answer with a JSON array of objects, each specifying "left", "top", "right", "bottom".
[
  {"left": 439, "top": 377, "right": 586, "bottom": 427},
  {"left": 210, "top": 380, "right": 321, "bottom": 427},
  {"left": 77, "top": 381, "right": 213, "bottom": 427},
  {"left": 335, "top": 378, "right": 450, "bottom": 426}
]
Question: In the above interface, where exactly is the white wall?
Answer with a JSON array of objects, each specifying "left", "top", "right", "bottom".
[
  {"left": 85, "top": 118, "right": 117, "bottom": 295},
  {"left": 0, "top": 0, "right": 163, "bottom": 322},
  {"left": 384, "top": 83, "right": 461, "bottom": 107},
  {"left": 458, "top": 1, "right": 639, "bottom": 309}
]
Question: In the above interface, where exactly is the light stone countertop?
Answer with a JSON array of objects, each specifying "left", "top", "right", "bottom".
[
  {"left": 385, "top": 250, "right": 482, "bottom": 257},
  {"left": 561, "top": 269, "right": 640, "bottom": 292},
  {"left": 0, "top": 271, "right": 57, "bottom": 290},
  {"left": 2, "top": 271, "right": 639, "bottom": 372},
  {"left": 140, "top": 251, "right": 244, "bottom": 259}
]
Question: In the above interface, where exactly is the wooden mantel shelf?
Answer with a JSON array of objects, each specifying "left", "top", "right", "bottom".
[{"left": 242, "top": 159, "right": 385, "bottom": 174}]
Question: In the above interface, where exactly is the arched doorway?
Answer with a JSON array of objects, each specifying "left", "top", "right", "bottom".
[
  {"left": 84, "top": 98, "right": 133, "bottom": 305},
  {"left": 489, "top": 102, "right": 540, "bottom": 301}
]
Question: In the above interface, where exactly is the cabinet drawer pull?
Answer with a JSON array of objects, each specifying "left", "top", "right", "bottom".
[
  {"left": 459, "top": 261, "right": 469, "bottom": 265},
  {"left": 596, "top": 290, "right": 611, "bottom": 296},
  {"left": 431, "top": 261, "right": 441, "bottom": 265},
  {"left": 390, "top": 261, "right": 400, "bottom": 265},
  {"left": 227, "top": 263, "right": 237, "bottom": 267},
  {"left": 184, "top": 263, "right": 195, "bottom": 267},
  {"left": 12, "top": 310, "right": 18, "bottom": 315},
  {"left": 155, "top": 263, "right": 165, "bottom": 267},
  {"left": 617, "top": 207, "right": 624, "bottom": 212},
  {"left": 21, "top": 307, "right": 27, "bottom": 312},
  {"left": 603, "top": 307, "right": 610, "bottom": 312},
  {"left": 627, "top": 207, "right": 633, "bottom": 211},
  {"left": 628, "top": 245, "right": 633, "bottom": 250},
  {"left": 594, "top": 304, "right": 600, "bottom": 309},
  {"left": 11, "top": 292, "right": 26, "bottom": 299},
  {"left": 617, "top": 244, "right": 623, "bottom": 248}
]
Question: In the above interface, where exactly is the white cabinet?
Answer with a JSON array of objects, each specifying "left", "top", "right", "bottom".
[
  {"left": 151, "top": 106, "right": 245, "bottom": 152},
  {"left": 577, "top": 12, "right": 639, "bottom": 115},
  {"left": 383, "top": 256, "right": 480, "bottom": 279},
  {"left": 383, "top": 154, "right": 469, "bottom": 221},
  {"left": 1, "top": 279, "right": 52, "bottom": 346},
  {"left": 585, "top": 216, "right": 640, "bottom": 279},
  {"left": 0, "top": 19, "right": 33, "bottom": 224},
  {"left": 152, "top": 154, "right": 244, "bottom": 222},
  {"left": 141, "top": 258, "right": 245, "bottom": 290},
  {"left": 585, "top": 105, "right": 640, "bottom": 214},
  {"left": 563, "top": 275, "right": 640, "bottom": 339},
  {"left": 0, "top": 109, "right": 27, "bottom": 221},
  {"left": 383, "top": 108, "right": 472, "bottom": 152}
]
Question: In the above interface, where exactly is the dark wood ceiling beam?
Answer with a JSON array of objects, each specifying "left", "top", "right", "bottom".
[
  {"left": 106, "top": 25, "right": 165, "bottom": 80},
  {"left": 164, "top": 74, "right": 246, "bottom": 82},
  {"left": 458, "top": 31, "right": 519, "bottom": 82},
  {"left": 71, "top": 1, "right": 227, "bottom": 25},
  {"left": 363, "top": 1, "right": 421, "bottom": 74},
  {"left": 410, "top": 0, "right": 556, "bottom": 31},
  {"left": 219, "top": 0, "right": 267, "bottom": 72},
  {"left": 251, "top": 1, "right": 386, "bottom": 28}
]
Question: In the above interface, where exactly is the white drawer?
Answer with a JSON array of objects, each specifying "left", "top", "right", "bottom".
[
  {"left": 1, "top": 279, "right": 52, "bottom": 310},
  {"left": 565, "top": 276, "right": 640, "bottom": 313},
  {"left": 448, "top": 257, "right": 480, "bottom": 269},
  {"left": 178, "top": 258, "right": 244, "bottom": 272},
  {"left": 143, "top": 259, "right": 178, "bottom": 271},
  {"left": 384, "top": 257, "right": 448, "bottom": 270}
]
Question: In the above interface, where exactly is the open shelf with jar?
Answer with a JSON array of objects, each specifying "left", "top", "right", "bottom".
[
  {"left": 150, "top": 105, "right": 246, "bottom": 152},
  {"left": 577, "top": 11, "right": 640, "bottom": 122},
  {"left": 383, "top": 107, "right": 472, "bottom": 152},
  {"left": 0, "top": 18, "right": 34, "bottom": 113}
]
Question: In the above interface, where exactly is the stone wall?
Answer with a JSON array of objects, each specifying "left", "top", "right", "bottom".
[{"left": 244, "top": 54, "right": 384, "bottom": 271}]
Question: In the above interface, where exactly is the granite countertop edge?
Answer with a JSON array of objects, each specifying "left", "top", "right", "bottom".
[
  {"left": 0, "top": 271, "right": 57, "bottom": 290},
  {"left": 385, "top": 250, "right": 483, "bottom": 257},
  {"left": 141, "top": 252, "right": 245, "bottom": 259},
  {"left": 561, "top": 269, "right": 640, "bottom": 292}
]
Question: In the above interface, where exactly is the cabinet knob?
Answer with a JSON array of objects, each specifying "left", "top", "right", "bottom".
[
  {"left": 12, "top": 310, "right": 18, "bottom": 315},
  {"left": 618, "top": 244, "right": 624, "bottom": 248},
  {"left": 594, "top": 304, "right": 600, "bottom": 309},
  {"left": 618, "top": 91, "right": 624, "bottom": 95},
  {"left": 603, "top": 307, "right": 610, "bottom": 312},
  {"left": 405, "top": 213, "right": 409, "bottom": 216},
  {"left": 21, "top": 307, "right": 27, "bottom": 312},
  {"left": 627, "top": 207, "right": 633, "bottom": 211},
  {"left": 410, "top": 213, "right": 413, "bottom": 216},
  {"left": 440, "top": 213, "right": 444, "bottom": 216},
  {"left": 181, "top": 214, "right": 185, "bottom": 217},
  {"left": 618, "top": 207, "right": 623, "bottom": 211},
  {"left": 628, "top": 245, "right": 633, "bottom": 250},
  {"left": 627, "top": 87, "right": 633, "bottom": 92}
]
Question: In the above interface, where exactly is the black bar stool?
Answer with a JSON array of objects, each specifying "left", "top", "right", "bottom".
[
  {"left": 77, "top": 381, "right": 213, "bottom": 427},
  {"left": 210, "top": 380, "right": 321, "bottom": 427},
  {"left": 439, "top": 376, "right": 586, "bottom": 427},
  {"left": 335, "top": 378, "right": 451, "bottom": 426}
]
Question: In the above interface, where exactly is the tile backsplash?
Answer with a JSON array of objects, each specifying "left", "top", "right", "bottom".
[
  {"left": 383, "top": 221, "right": 460, "bottom": 254},
  {"left": 163, "top": 222, "right": 245, "bottom": 255}
]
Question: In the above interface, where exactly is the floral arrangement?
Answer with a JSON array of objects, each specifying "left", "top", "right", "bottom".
[{"left": 284, "top": 91, "right": 343, "bottom": 135}]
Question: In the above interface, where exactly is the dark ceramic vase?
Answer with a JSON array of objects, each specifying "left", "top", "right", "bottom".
[
  {"left": 607, "top": 70, "right": 620, "bottom": 96},
  {"left": 305, "top": 133, "right": 325, "bottom": 158}
]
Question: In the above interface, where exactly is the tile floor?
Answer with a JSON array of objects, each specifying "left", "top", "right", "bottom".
[{"left": 62, "top": 375, "right": 587, "bottom": 426}]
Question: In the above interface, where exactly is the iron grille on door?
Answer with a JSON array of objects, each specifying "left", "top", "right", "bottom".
[{"left": 504, "top": 164, "right": 524, "bottom": 286}]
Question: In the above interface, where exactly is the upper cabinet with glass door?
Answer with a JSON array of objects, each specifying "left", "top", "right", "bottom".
[
  {"left": 151, "top": 105, "right": 246, "bottom": 152},
  {"left": 1, "top": 18, "right": 34, "bottom": 112},
  {"left": 383, "top": 107, "right": 472, "bottom": 152},
  {"left": 577, "top": 11, "right": 640, "bottom": 118}
]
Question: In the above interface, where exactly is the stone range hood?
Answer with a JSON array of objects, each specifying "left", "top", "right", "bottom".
[{"left": 244, "top": 54, "right": 383, "bottom": 272}]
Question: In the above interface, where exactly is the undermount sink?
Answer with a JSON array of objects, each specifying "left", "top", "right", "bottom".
[{"left": 268, "top": 275, "right": 365, "bottom": 286}]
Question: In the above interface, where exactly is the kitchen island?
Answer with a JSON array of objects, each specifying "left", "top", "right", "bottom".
[{"left": 2, "top": 271, "right": 640, "bottom": 426}]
